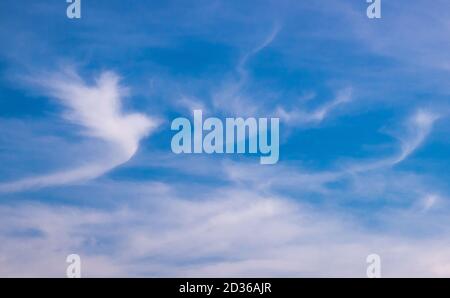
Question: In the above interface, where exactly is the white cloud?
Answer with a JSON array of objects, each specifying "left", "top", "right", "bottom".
[
  {"left": 223, "top": 109, "right": 442, "bottom": 204},
  {"left": 1, "top": 185, "right": 450, "bottom": 277},
  {"left": 212, "top": 25, "right": 280, "bottom": 116},
  {"left": 394, "top": 109, "right": 440, "bottom": 164},
  {"left": 276, "top": 87, "right": 353, "bottom": 126},
  {"left": 0, "top": 101, "right": 445, "bottom": 277},
  {"left": 344, "top": 109, "right": 440, "bottom": 174},
  {"left": 237, "top": 23, "right": 281, "bottom": 77},
  {"left": 0, "top": 70, "right": 158, "bottom": 192}
]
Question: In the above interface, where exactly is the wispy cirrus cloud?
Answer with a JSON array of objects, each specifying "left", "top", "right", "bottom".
[
  {"left": 276, "top": 87, "right": 353, "bottom": 126},
  {"left": 225, "top": 108, "right": 442, "bottom": 199},
  {"left": 394, "top": 110, "right": 440, "bottom": 164},
  {"left": 211, "top": 25, "right": 281, "bottom": 116},
  {"left": 1, "top": 184, "right": 450, "bottom": 277},
  {"left": 0, "top": 70, "right": 158, "bottom": 193},
  {"left": 0, "top": 0, "right": 449, "bottom": 278},
  {"left": 346, "top": 109, "right": 440, "bottom": 173}
]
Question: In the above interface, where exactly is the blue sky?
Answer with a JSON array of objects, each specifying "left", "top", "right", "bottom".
[{"left": 0, "top": 0, "right": 450, "bottom": 277}]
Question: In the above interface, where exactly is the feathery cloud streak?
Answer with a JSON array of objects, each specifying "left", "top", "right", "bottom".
[{"left": 0, "top": 70, "right": 157, "bottom": 192}]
